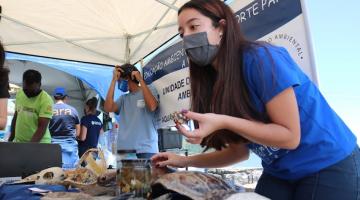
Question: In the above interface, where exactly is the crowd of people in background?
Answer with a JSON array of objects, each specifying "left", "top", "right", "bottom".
[
  {"left": 0, "top": 41, "right": 103, "bottom": 169},
  {"left": 0, "top": 39, "right": 157, "bottom": 169}
]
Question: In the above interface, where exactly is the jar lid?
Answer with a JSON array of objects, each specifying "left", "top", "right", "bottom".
[
  {"left": 117, "top": 149, "right": 136, "bottom": 154},
  {"left": 120, "top": 159, "right": 151, "bottom": 167}
]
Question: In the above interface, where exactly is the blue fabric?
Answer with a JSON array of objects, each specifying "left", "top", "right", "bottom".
[
  {"left": 118, "top": 80, "right": 129, "bottom": 92},
  {"left": 5, "top": 52, "right": 124, "bottom": 100},
  {"left": 0, "top": 184, "right": 77, "bottom": 200},
  {"left": 52, "top": 138, "right": 79, "bottom": 169},
  {"left": 243, "top": 45, "right": 357, "bottom": 180},
  {"left": 255, "top": 147, "right": 360, "bottom": 200},
  {"left": 115, "top": 85, "right": 159, "bottom": 153},
  {"left": 49, "top": 103, "right": 80, "bottom": 139},
  {"left": 78, "top": 114, "right": 102, "bottom": 157}
]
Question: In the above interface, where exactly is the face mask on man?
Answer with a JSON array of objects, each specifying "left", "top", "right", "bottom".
[
  {"left": 118, "top": 79, "right": 129, "bottom": 93},
  {"left": 23, "top": 89, "right": 42, "bottom": 98},
  {"left": 183, "top": 32, "right": 219, "bottom": 67}
]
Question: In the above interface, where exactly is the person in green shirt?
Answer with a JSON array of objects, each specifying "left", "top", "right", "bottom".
[{"left": 9, "top": 69, "right": 53, "bottom": 143}]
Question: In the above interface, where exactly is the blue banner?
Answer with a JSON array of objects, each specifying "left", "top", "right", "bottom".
[
  {"left": 237, "top": 0, "right": 301, "bottom": 40},
  {"left": 143, "top": 42, "right": 189, "bottom": 84}
]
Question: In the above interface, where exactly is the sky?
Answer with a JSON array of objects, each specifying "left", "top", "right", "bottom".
[{"left": 305, "top": 0, "right": 360, "bottom": 139}]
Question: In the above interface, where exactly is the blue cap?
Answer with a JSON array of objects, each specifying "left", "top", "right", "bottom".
[{"left": 53, "top": 87, "right": 67, "bottom": 97}]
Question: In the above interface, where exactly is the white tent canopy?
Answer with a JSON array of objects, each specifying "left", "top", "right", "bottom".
[{"left": 0, "top": 0, "right": 191, "bottom": 65}]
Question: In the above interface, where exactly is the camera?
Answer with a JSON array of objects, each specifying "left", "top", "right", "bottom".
[{"left": 119, "top": 64, "right": 138, "bottom": 79}]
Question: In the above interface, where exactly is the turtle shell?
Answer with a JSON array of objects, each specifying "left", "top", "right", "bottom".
[
  {"left": 151, "top": 171, "right": 236, "bottom": 200},
  {"left": 63, "top": 168, "right": 97, "bottom": 188}
]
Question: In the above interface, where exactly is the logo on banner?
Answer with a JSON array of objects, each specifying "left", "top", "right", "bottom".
[{"left": 266, "top": 33, "right": 305, "bottom": 59}]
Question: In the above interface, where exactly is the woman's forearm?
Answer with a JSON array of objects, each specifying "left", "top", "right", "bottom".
[
  {"left": 186, "top": 143, "right": 249, "bottom": 168},
  {"left": 222, "top": 115, "right": 299, "bottom": 149}
]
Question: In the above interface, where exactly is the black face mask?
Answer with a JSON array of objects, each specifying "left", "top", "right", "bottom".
[
  {"left": 23, "top": 89, "right": 42, "bottom": 98},
  {"left": 183, "top": 32, "right": 219, "bottom": 66}
]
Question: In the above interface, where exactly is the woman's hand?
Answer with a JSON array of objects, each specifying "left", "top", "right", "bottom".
[
  {"left": 176, "top": 110, "right": 224, "bottom": 144},
  {"left": 151, "top": 152, "right": 188, "bottom": 168}
]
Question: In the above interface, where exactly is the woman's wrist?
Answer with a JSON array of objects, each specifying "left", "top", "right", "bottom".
[
  {"left": 182, "top": 155, "right": 191, "bottom": 168},
  {"left": 217, "top": 114, "right": 229, "bottom": 130}
]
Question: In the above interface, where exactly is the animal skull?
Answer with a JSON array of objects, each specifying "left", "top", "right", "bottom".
[{"left": 35, "top": 167, "right": 66, "bottom": 185}]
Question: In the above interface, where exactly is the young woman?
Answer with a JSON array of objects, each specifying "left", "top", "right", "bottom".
[
  {"left": 0, "top": 41, "right": 10, "bottom": 130},
  {"left": 77, "top": 97, "right": 103, "bottom": 158},
  {"left": 151, "top": 0, "right": 359, "bottom": 199}
]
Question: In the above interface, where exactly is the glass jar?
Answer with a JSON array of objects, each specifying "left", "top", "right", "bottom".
[{"left": 116, "top": 159, "right": 152, "bottom": 198}]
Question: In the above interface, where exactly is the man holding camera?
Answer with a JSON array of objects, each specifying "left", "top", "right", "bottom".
[{"left": 104, "top": 64, "right": 159, "bottom": 159}]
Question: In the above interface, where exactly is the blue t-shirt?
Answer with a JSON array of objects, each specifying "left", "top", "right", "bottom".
[
  {"left": 78, "top": 115, "right": 102, "bottom": 149},
  {"left": 115, "top": 84, "right": 159, "bottom": 153},
  {"left": 243, "top": 45, "right": 357, "bottom": 180},
  {"left": 49, "top": 102, "right": 79, "bottom": 139}
]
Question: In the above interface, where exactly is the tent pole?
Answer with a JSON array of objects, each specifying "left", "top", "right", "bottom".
[
  {"left": 130, "top": 0, "right": 178, "bottom": 61},
  {"left": 0, "top": 13, "right": 124, "bottom": 63},
  {"left": 132, "top": 22, "right": 177, "bottom": 38},
  {"left": 155, "top": 0, "right": 179, "bottom": 11},
  {"left": 124, "top": 34, "right": 131, "bottom": 64}
]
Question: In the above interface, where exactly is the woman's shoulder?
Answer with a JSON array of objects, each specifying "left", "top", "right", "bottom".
[
  {"left": 81, "top": 115, "right": 90, "bottom": 121},
  {"left": 87, "top": 114, "right": 102, "bottom": 122},
  {"left": 243, "top": 42, "right": 287, "bottom": 59},
  {"left": 242, "top": 43, "right": 293, "bottom": 72}
]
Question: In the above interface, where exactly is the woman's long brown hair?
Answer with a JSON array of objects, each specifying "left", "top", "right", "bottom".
[{"left": 179, "top": 0, "right": 270, "bottom": 151}]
